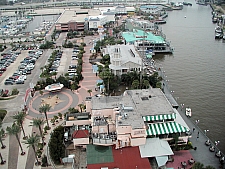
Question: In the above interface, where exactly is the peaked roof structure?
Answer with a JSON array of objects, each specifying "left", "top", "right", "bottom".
[{"left": 72, "top": 130, "right": 89, "bottom": 139}]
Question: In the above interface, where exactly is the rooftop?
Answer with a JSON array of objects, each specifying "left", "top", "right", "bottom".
[
  {"left": 126, "top": 89, "right": 175, "bottom": 116},
  {"left": 103, "top": 44, "right": 142, "bottom": 70},
  {"left": 91, "top": 89, "right": 175, "bottom": 129},
  {"left": 122, "top": 29, "right": 165, "bottom": 43},
  {"left": 57, "top": 9, "right": 101, "bottom": 23}
]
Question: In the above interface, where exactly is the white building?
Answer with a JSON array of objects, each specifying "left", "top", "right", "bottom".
[
  {"left": 100, "top": 8, "right": 116, "bottom": 22},
  {"left": 115, "top": 6, "right": 127, "bottom": 15},
  {"left": 103, "top": 44, "right": 142, "bottom": 76},
  {"left": 89, "top": 15, "right": 107, "bottom": 30}
]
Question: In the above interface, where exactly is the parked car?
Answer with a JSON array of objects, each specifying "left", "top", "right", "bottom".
[
  {"left": 15, "top": 80, "right": 24, "bottom": 84},
  {"left": 4, "top": 81, "right": 13, "bottom": 85}
]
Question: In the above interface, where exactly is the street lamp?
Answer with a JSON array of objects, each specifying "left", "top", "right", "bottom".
[
  {"left": 204, "top": 129, "right": 209, "bottom": 136},
  {"left": 195, "top": 119, "right": 200, "bottom": 125}
]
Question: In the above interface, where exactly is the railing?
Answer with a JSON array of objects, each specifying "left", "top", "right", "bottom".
[{"left": 92, "top": 138, "right": 114, "bottom": 145}]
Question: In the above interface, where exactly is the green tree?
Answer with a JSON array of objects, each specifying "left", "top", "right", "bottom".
[
  {"left": 191, "top": 162, "right": 204, "bottom": 169},
  {"left": 12, "top": 112, "right": 27, "bottom": 139},
  {"left": 2, "top": 38, "right": 6, "bottom": 45},
  {"left": 23, "top": 134, "right": 40, "bottom": 165},
  {"left": 99, "top": 68, "right": 113, "bottom": 94},
  {"left": 30, "top": 118, "right": 45, "bottom": 146},
  {"left": 6, "top": 123, "right": 25, "bottom": 155},
  {"left": 87, "top": 89, "right": 92, "bottom": 96},
  {"left": 143, "top": 80, "right": 150, "bottom": 89},
  {"left": 205, "top": 166, "right": 216, "bottom": 169},
  {"left": 49, "top": 126, "right": 65, "bottom": 164},
  {"left": 39, "top": 104, "right": 51, "bottom": 129},
  {"left": 132, "top": 80, "right": 140, "bottom": 89}
]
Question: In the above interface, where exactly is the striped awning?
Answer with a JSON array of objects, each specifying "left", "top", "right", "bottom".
[
  {"left": 143, "top": 113, "right": 176, "bottom": 122},
  {"left": 146, "top": 122, "right": 189, "bottom": 136}
]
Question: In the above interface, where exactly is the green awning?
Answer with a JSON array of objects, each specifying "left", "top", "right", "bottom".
[
  {"left": 142, "top": 113, "right": 176, "bottom": 122},
  {"left": 146, "top": 122, "right": 189, "bottom": 136}
]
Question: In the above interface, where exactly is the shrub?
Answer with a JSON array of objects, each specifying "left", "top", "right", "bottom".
[{"left": 11, "top": 88, "right": 19, "bottom": 95}]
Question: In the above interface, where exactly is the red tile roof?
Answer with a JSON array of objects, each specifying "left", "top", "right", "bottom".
[
  {"left": 88, "top": 146, "right": 151, "bottom": 169},
  {"left": 72, "top": 130, "right": 89, "bottom": 139}
]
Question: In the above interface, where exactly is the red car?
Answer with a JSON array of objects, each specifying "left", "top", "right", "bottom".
[{"left": 0, "top": 67, "right": 6, "bottom": 71}]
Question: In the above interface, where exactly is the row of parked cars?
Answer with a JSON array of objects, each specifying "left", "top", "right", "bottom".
[
  {"left": 0, "top": 51, "right": 21, "bottom": 77},
  {"left": 49, "top": 51, "right": 63, "bottom": 73},
  {"left": 4, "top": 50, "right": 43, "bottom": 85}
]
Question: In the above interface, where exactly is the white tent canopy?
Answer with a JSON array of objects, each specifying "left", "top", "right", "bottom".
[{"left": 139, "top": 138, "right": 174, "bottom": 158}]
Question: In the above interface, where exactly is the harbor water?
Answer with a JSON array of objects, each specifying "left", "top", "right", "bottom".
[{"left": 154, "top": 2, "right": 225, "bottom": 153}]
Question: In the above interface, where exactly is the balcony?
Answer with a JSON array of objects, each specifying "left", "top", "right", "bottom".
[{"left": 92, "top": 133, "right": 116, "bottom": 146}]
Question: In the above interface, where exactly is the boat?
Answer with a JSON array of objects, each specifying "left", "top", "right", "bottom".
[
  {"left": 215, "top": 26, "right": 223, "bottom": 34},
  {"left": 215, "top": 33, "right": 223, "bottom": 39},
  {"left": 212, "top": 17, "right": 218, "bottom": 23},
  {"left": 154, "top": 20, "right": 166, "bottom": 24},
  {"left": 196, "top": 0, "right": 207, "bottom": 5},
  {"left": 223, "top": 35, "right": 225, "bottom": 40},
  {"left": 185, "top": 107, "right": 192, "bottom": 117}
]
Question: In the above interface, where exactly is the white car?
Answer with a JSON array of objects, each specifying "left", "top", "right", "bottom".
[
  {"left": 26, "top": 64, "right": 35, "bottom": 70},
  {"left": 20, "top": 75, "right": 27, "bottom": 80}
]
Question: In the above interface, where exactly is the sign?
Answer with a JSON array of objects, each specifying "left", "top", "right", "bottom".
[{"left": 29, "top": 83, "right": 34, "bottom": 89}]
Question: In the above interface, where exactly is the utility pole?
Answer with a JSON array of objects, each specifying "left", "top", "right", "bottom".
[{"left": 140, "top": 23, "right": 146, "bottom": 89}]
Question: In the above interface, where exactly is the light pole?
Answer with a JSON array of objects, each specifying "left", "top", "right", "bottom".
[
  {"left": 204, "top": 129, "right": 209, "bottom": 136},
  {"left": 195, "top": 119, "right": 200, "bottom": 125},
  {"left": 181, "top": 104, "right": 184, "bottom": 111}
]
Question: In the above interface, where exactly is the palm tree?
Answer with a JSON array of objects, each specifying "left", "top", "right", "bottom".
[
  {"left": 30, "top": 118, "right": 45, "bottom": 146},
  {"left": 78, "top": 104, "right": 84, "bottom": 112},
  {"left": 39, "top": 104, "right": 51, "bottom": 129},
  {"left": 0, "top": 153, "right": 6, "bottom": 164},
  {"left": 6, "top": 123, "right": 25, "bottom": 155},
  {"left": 191, "top": 162, "right": 204, "bottom": 169},
  {"left": 0, "top": 129, "right": 6, "bottom": 149},
  {"left": 143, "top": 80, "right": 150, "bottom": 89},
  {"left": 23, "top": 134, "right": 40, "bottom": 165},
  {"left": 2, "top": 38, "right": 6, "bottom": 45},
  {"left": 132, "top": 80, "right": 140, "bottom": 89},
  {"left": 87, "top": 89, "right": 92, "bottom": 96},
  {"left": 51, "top": 71, "right": 57, "bottom": 79},
  {"left": 12, "top": 112, "right": 27, "bottom": 139},
  {"left": 40, "top": 67, "right": 44, "bottom": 74}
]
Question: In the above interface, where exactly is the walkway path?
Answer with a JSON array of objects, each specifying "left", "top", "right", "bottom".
[{"left": 0, "top": 34, "right": 102, "bottom": 169}]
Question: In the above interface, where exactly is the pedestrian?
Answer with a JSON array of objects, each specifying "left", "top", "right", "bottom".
[
  {"left": 193, "top": 127, "right": 195, "bottom": 132},
  {"left": 197, "top": 131, "right": 199, "bottom": 136}
]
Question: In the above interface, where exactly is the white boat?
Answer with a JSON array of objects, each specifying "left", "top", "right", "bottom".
[
  {"left": 215, "top": 26, "right": 223, "bottom": 33},
  {"left": 186, "top": 107, "right": 192, "bottom": 117}
]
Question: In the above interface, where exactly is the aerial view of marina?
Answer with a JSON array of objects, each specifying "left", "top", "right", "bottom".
[{"left": 0, "top": 0, "right": 225, "bottom": 168}]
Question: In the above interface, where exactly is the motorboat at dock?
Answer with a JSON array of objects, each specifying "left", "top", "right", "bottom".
[{"left": 185, "top": 107, "right": 192, "bottom": 117}]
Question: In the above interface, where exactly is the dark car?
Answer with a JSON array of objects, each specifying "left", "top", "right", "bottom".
[
  {"left": 16, "top": 80, "right": 24, "bottom": 84},
  {"left": 4, "top": 81, "right": 13, "bottom": 85},
  {"left": 26, "top": 70, "right": 31, "bottom": 75}
]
